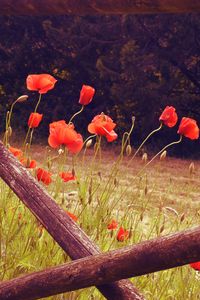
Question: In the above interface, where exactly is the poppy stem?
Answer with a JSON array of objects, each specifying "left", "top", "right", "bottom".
[
  {"left": 138, "top": 135, "right": 183, "bottom": 176},
  {"left": 69, "top": 105, "right": 84, "bottom": 124},
  {"left": 134, "top": 123, "right": 163, "bottom": 159}
]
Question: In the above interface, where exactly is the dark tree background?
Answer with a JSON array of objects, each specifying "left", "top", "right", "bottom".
[{"left": 0, "top": 15, "right": 199, "bottom": 157}]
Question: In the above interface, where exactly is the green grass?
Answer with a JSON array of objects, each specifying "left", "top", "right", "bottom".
[{"left": 1, "top": 145, "right": 200, "bottom": 299}]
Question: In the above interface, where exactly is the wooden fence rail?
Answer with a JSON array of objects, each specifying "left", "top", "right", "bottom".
[
  {"left": 1, "top": 0, "right": 200, "bottom": 15},
  {"left": 1, "top": 225, "right": 200, "bottom": 300},
  {"left": 0, "top": 141, "right": 143, "bottom": 300}
]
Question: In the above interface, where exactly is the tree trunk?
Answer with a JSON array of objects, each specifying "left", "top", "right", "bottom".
[
  {"left": 1, "top": 0, "right": 200, "bottom": 15},
  {"left": 0, "top": 141, "right": 144, "bottom": 300},
  {"left": 1, "top": 226, "right": 200, "bottom": 300}
]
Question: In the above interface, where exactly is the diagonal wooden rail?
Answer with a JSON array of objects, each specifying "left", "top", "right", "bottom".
[
  {"left": 1, "top": 225, "right": 200, "bottom": 300},
  {"left": 0, "top": 141, "right": 144, "bottom": 300},
  {"left": 1, "top": 0, "right": 200, "bottom": 14}
]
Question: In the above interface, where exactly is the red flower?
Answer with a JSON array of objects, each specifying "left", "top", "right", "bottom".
[
  {"left": 159, "top": 106, "right": 178, "bottom": 128},
  {"left": 65, "top": 211, "right": 78, "bottom": 222},
  {"left": 26, "top": 74, "right": 57, "bottom": 94},
  {"left": 9, "top": 146, "right": 23, "bottom": 158},
  {"left": 117, "top": 227, "right": 129, "bottom": 242},
  {"left": 190, "top": 261, "right": 200, "bottom": 271},
  {"left": 107, "top": 220, "right": 118, "bottom": 230},
  {"left": 36, "top": 168, "right": 52, "bottom": 185},
  {"left": 178, "top": 117, "right": 199, "bottom": 140},
  {"left": 60, "top": 172, "right": 76, "bottom": 182},
  {"left": 20, "top": 157, "right": 37, "bottom": 169},
  {"left": 79, "top": 84, "right": 95, "bottom": 105},
  {"left": 28, "top": 112, "right": 43, "bottom": 128},
  {"left": 88, "top": 114, "right": 118, "bottom": 142},
  {"left": 48, "top": 120, "right": 83, "bottom": 153}
]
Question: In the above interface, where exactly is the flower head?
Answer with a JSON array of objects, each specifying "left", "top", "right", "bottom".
[
  {"left": 117, "top": 227, "right": 129, "bottom": 242},
  {"left": 107, "top": 220, "right": 118, "bottom": 230},
  {"left": 88, "top": 114, "right": 118, "bottom": 142},
  {"left": 60, "top": 172, "right": 76, "bottom": 182},
  {"left": 26, "top": 74, "right": 57, "bottom": 94},
  {"left": 65, "top": 211, "right": 78, "bottom": 222},
  {"left": 9, "top": 146, "right": 23, "bottom": 158},
  {"left": 190, "top": 261, "right": 200, "bottom": 271},
  {"left": 20, "top": 157, "right": 37, "bottom": 169},
  {"left": 48, "top": 120, "right": 83, "bottom": 153},
  {"left": 36, "top": 168, "right": 52, "bottom": 185},
  {"left": 28, "top": 112, "right": 43, "bottom": 128},
  {"left": 178, "top": 117, "right": 199, "bottom": 140},
  {"left": 79, "top": 84, "right": 95, "bottom": 106},
  {"left": 159, "top": 106, "right": 178, "bottom": 128}
]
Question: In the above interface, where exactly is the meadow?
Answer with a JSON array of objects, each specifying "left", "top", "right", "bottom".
[{"left": 0, "top": 74, "right": 200, "bottom": 300}]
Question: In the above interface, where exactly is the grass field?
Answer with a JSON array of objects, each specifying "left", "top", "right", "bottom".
[{"left": 1, "top": 144, "right": 200, "bottom": 300}]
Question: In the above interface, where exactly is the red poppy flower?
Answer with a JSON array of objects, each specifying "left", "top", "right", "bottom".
[
  {"left": 88, "top": 114, "right": 118, "bottom": 142},
  {"left": 65, "top": 211, "right": 78, "bottom": 222},
  {"left": 60, "top": 172, "right": 76, "bottom": 182},
  {"left": 178, "top": 117, "right": 199, "bottom": 140},
  {"left": 48, "top": 120, "right": 83, "bottom": 153},
  {"left": 117, "top": 227, "right": 129, "bottom": 242},
  {"left": 159, "top": 106, "right": 178, "bottom": 128},
  {"left": 20, "top": 157, "right": 37, "bottom": 169},
  {"left": 26, "top": 74, "right": 57, "bottom": 94},
  {"left": 190, "top": 261, "right": 200, "bottom": 271},
  {"left": 107, "top": 220, "right": 118, "bottom": 230},
  {"left": 28, "top": 112, "right": 43, "bottom": 128},
  {"left": 9, "top": 146, "right": 23, "bottom": 158},
  {"left": 36, "top": 168, "right": 52, "bottom": 185},
  {"left": 79, "top": 84, "right": 95, "bottom": 105}
]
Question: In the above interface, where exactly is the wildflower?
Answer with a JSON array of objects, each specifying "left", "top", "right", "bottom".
[
  {"left": 36, "top": 168, "right": 52, "bottom": 185},
  {"left": 20, "top": 157, "right": 37, "bottom": 169},
  {"left": 159, "top": 106, "right": 178, "bottom": 127},
  {"left": 107, "top": 220, "right": 118, "bottom": 230},
  {"left": 65, "top": 211, "right": 78, "bottom": 222},
  {"left": 48, "top": 120, "right": 83, "bottom": 153},
  {"left": 117, "top": 226, "right": 129, "bottom": 242},
  {"left": 60, "top": 172, "right": 76, "bottom": 182},
  {"left": 190, "top": 262, "right": 200, "bottom": 271},
  {"left": 88, "top": 114, "right": 118, "bottom": 142},
  {"left": 9, "top": 146, "right": 23, "bottom": 158},
  {"left": 79, "top": 84, "right": 95, "bottom": 105},
  {"left": 26, "top": 74, "right": 57, "bottom": 94},
  {"left": 178, "top": 117, "right": 199, "bottom": 140},
  {"left": 28, "top": 112, "right": 43, "bottom": 128}
]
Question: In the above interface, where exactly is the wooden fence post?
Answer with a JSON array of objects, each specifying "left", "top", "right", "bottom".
[
  {"left": 1, "top": 0, "right": 200, "bottom": 14},
  {"left": 0, "top": 141, "right": 144, "bottom": 300},
  {"left": 1, "top": 225, "right": 200, "bottom": 300}
]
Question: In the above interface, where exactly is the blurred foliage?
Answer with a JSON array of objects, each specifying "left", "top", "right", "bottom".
[{"left": 0, "top": 15, "right": 199, "bottom": 156}]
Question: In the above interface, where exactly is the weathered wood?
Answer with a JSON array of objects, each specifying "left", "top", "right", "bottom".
[
  {"left": 1, "top": 225, "right": 200, "bottom": 300},
  {"left": 1, "top": 0, "right": 200, "bottom": 15},
  {"left": 0, "top": 140, "right": 143, "bottom": 300}
]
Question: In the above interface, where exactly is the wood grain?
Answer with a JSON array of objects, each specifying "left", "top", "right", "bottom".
[
  {"left": 1, "top": 226, "right": 200, "bottom": 300},
  {"left": 0, "top": 141, "right": 144, "bottom": 300},
  {"left": 0, "top": 0, "right": 200, "bottom": 15}
]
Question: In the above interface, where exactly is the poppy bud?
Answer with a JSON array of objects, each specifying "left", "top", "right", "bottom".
[
  {"left": 180, "top": 213, "right": 185, "bottom": 222},
  {"left": 160, "top": 150, "right": 167, "bottom": 161},
  {"left": 126, "top": 144, "right": 132, "bottom": 156},
  {"left": 189, "top": 162, "right": 195, "bottom": 175},
  {"left": 16, "top": 95, "right": 28, "bottom": 103},
  {"left": 7, "top": 126, "right": 12, "bottom": 137},
  {"left": 142, "top": 153, "right": 148, "bottom": 163},
  {"left": 86, "top": 139, "right": 92, "bottom": 148}
]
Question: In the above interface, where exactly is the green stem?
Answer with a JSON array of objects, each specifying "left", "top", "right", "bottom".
[
  {"left": 137, "top": 135, "right": 183, "bottom": 177},
  {"left": 130, "top": 123, "right": 163, "bottom": 162},
  {"left": 69, "top": 105, "right": 84, "bottom": 123}
]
